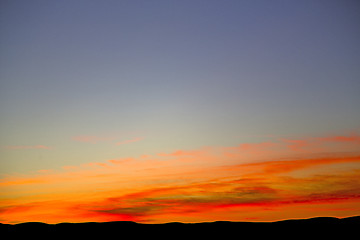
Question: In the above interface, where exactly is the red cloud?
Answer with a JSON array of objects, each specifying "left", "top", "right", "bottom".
[{"left": 1, "top": 131, "right": 360, "bottom": 223}]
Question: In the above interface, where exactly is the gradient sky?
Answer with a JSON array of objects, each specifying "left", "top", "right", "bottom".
[{"left": 1, "top": 0, "right": 360, "bottom": 223}]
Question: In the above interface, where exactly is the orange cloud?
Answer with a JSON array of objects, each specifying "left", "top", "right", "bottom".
[
  {"left": 72, "top": 168, "right": 360, "bottom": 223},
  {"left": 116, "top": 137, "right": 144, "bottom": 145},
  {"left": 237, "top": 155, "right": 360, "bottom": 177},
  {"left": 281, "top": 139, "right": 309, "bottom": 151},
  {"left": 318, "top": 134, "right": 360, "bottom": 144},
  {"left": 1, "top": 132, "right": 360, "bottom": 223},
  {"left": 108, "top": 158, "right": 134, "bottom": 165},
  {"left": 280, "top": 132, "right": 360, "bottom": 152}
]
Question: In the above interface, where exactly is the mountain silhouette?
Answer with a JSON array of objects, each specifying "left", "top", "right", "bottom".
[{"left": 1, "top": 216, "right": 358, "bottom": 238}]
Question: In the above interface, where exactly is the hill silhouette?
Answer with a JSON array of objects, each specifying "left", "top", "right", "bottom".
[{"left": 1, "top": 216, "right": 359, "bottom": 238}]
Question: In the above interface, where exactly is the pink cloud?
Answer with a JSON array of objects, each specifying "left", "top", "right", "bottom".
[
  {"left": 116, "top": 137, "right": 144, "bottom": 145},
  {"left": 72, "top": 135, "right": 116, "bottom": 144},
  {"left": 108, "top": 158, "right": 134, "bottom": 165},
  {"left": 157, "top": 149, "right": 205, "bottom": 157},
  {"left": 279, "top": 132, "right": 360, "bottom": 153},
  {"left": 318, "top": 134, "right": 360, "bottom": 144},
  {"left": 239, "top": 141, "right": 276, "bottom": 151},
  {"left": 281, "top": 139, "right": 309, "bottom": 151}
]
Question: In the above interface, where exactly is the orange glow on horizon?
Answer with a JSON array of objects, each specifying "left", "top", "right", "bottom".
[{"left": 1, "top": 133, "right": 360, "bottom": 224}]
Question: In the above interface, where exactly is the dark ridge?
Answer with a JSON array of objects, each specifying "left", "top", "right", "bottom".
[
  {"left": 273, "top": 216, "right": 341, "bottom": 224},
  {"left": 341, "top": 215, "right": 360, "bottom": 223},
  {"left": 1, "top": 216, "right": 358, "bottom": 238}
]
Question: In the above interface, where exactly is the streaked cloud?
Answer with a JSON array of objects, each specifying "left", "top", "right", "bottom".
[
  {"left": 1, "top": 132, "right": 359, "bottom": 223},
  {"left": 116, "top": 137, "right": 144, "bottom": 145},
  {"left": 318, "top": 134, "right": 360, "bottom": 144},
  {"left": 71, "top": 135, "right": 116, "bottom": 144}
]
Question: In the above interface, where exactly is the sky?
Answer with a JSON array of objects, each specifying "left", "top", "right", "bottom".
[{"left": 0, "top": 0, "right": 360, "bottom": 223}]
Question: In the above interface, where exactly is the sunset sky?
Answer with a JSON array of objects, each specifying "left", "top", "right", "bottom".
[{"left": 1, "top": 0, "right": 360, "bottom": 224}]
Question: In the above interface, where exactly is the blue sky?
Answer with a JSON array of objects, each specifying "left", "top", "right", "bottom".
[{"left": 1, "top": 0, "right": 360, "bottom": 174}]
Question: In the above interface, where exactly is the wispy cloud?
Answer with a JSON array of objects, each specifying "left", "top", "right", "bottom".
[
  {"left": 318, "top": 133, "right": 360, "bottom": 144},
  {"left": 116, "top": 137, "right": 144, "bottom": 145},
  {"left": 71, "top": 135, "right": 116, "bottom": 144},
  {"left": 1, "top": 132, "right": 360, "bottom": 223}
]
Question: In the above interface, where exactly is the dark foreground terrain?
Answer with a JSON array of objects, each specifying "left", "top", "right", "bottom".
[{"left": 1, "top": 216, "right": 359, "bottom": 238}]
